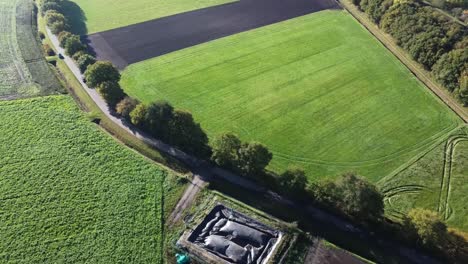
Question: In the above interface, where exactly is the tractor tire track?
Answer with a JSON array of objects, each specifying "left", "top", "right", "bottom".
[{"left": 437, "top": 136, "right": 468, "bottom": 220}]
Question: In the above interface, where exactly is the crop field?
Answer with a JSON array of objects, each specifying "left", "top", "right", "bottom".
[
  {"left": 121, "top": 10, "right": 461, "bottom": 181},
  {"left": 0, "top": 0, "right": 61, "bottom": 99},
  {"left": 69, "top": 0, "right": 236, "bottom": 34},
  {"left": 16, "top": 0, "right": 62, "bottom": 92},
  {"left": 0, "top": 0, "right": 31, "bottom": 97},
  {"left": 379, "top": 125, "right": 468, "bottom": 231},
  {"left": 0, "top": 95, "right": 186, "bottom": 263}
]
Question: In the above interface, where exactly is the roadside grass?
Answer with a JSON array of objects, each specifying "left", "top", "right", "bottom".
[
  {"left": 0, "top": 95, "right": 186, "bottom": 263},
  {"left": 121, "top": 10, "right": 461, "bottom": 182},
  {"left": 378, "top": 125, "right": 468, "bottom": 232},
  {"left": 68, "top": 0, "right": 237, "bottom": 34},
  {"left": 0, "top": 0, "right": 61, "bottom": 99}
]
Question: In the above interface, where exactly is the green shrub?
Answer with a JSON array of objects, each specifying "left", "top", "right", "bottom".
[
  {"left": 58, "top": 31, "right": 72, "bottom": 48},
  {"left": 96, "top": 81, "right": 126, "bottom": 109},
  {"left": 84, "top": 61, "right": 121, "bottom": 88},
  {"left": 116, "top": 97, "right": 139, "bottom": 119},
  {"left": 63, "top": 35, "right": 85, "bottom": 56},
  {"left": 49, "top": 20, "right": 67, "bottom": 34},
  {"left": 130, "top": 103, "right": 148, "bottom": 127},
  {"left": 75, "top": 54, "right": 96, "bottom": 73}
]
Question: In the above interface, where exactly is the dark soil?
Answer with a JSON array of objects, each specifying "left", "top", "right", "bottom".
[{"left": 85, "top": 0, "right": 339, "bottom": 69}]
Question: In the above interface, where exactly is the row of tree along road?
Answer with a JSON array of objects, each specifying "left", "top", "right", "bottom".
[{"left": 40, "top": 0, "right": 467, "bottom": 262}]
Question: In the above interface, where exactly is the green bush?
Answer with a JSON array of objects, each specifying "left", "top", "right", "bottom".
[
  {"left": 84, "top": 61, "right": 121, "bottom": 87},
  {"left": 130, "top": 103, "right": 148, "bottom": 127},
  {"left": 96, "top": 81, "right": 126, "bottom": 109},
  {"left": 168, "top": 109, "right": 211, "bottom": 158},
  {"left": 49, "top": 20, "right": 67, "bottom": 35},
  {"left": 63, "top": 35, "right": 85, "bottom": 56},
  {"left": 45, "top": 10, "right": 66, "bottom": 26},
  {"left": 116, "top": 97, "right": 139, "bottom": 119},
  {"left": 58, "top": 31, "right": 72, "bottom": 48},
  {"left": 309, "top": 173, "right": 384, "bottom": 221},
  {"left": 75, "top": 54, "right": 96, "bottom": 73},
  {"left": 211, "top": 133, "right": 272, "bottom": 177}
]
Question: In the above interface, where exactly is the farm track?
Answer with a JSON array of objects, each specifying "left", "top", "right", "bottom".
[
  {"left": 382, "top": 185, "right": 428, "bottom": 219},
  {"left": 86, "top": 0, "right": 339, "bottom": 69},
  {"left": 437, "top": 136, "right": 468, "bottom": 221}
]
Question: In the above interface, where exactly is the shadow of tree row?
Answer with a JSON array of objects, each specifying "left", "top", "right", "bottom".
[{"left": 61, "top": 0, "right": 87, "bottom": 35}]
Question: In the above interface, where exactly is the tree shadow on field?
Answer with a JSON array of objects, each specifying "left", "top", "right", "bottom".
[{"left": 61, "top": 0, "right": 88, "bottom": 35}]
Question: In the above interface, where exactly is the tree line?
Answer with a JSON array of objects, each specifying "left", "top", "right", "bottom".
[
  {"left": 352, "top": 0, "right": 468, "bottom": 106},
  {"left": 39, "top": 0, "right": 466, "bottom": 261}
]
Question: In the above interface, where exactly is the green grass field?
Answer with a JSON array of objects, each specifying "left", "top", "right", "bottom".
[
  {"left": 0, "top": 95, "right": 186, "bottom": 263},
  {"left": 121, "top": 10, "right": 461, "bottom": 181},
  {"left": 69, "top": 0, "right": 236, "bottom": 34},
  {"left": 379, "top": 125, "right": 467, "bottom": 231},
  {"left": 0, "top": 0, "right": 61, "bottom": 99}
]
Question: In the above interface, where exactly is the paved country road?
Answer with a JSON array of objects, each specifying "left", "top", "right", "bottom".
[{"left": 48, "top": 28, "right": 443, "bottom": 264}]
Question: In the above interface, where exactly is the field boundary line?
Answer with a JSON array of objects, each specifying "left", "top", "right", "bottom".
[{"left": 338, "top": 0, "right": 468, "bottom": 123}]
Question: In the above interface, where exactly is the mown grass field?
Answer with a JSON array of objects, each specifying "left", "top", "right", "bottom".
[
  {"left": 0, "top": 95, "right": 186, "bottom": 263},
  {"left": 121, "top": 10, "right": 461, "bottom": 181},
  {"left": 379, "top": 125, "right": 467, "bottom": 232},
  {"left": 69, "top": 0, "right": 236, "bottom": 34},
  {"left": 0, "top": 0, "right": 61, "bottom": 99}
]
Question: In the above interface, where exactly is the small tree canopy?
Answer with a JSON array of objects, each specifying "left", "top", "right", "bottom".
[
  {"left": 335, "top": 173, "right": 384, "bottom": 220},
  {"left": 457, "top": 71, "right": 468, "bottom": 105},
  {"left": 96, "top": 81, "right": 126, "bottom": 109},
  {"left": 64, "top": 35, "right": 85, "bottom": 56},
  {"left": 211, "top": 132, "right": 241, "bottom": 169},
  {"left": 75, "top": 54, "right": 96, "bottom": 73},
  {"left": 84, "top": 61, "right": 121, "bottom": 88},
  {"left": 308, "top": 173, "right": 384, "bottom": 221},
  {"left": 279, "top": 167, "right": 308, "bottom": 194},
  {"left": 49, "top": 21, "right": 67, "bottom": 35},
  {"left": 145, "top": 101, "right": 174, "bottom": 139},
  {"left": 58, "top": 31, "right": 72, "bottom": 48},
  {"left": 169, "top": 110, "right": 211, "bottom": 158},
  {"left": 41, "top": 2, "right": 61, "bottom": 16},
  {"left": 71, "top": 50, "right": 88, "bottom": 61},
  {"left": 130, "top": 104, "right": 148, "bottom": 127},
  {"left": 404, "top": 208, "right": 448, "bottom": 247},
  {"left": 237, "top": 142, "right": 272, "bottom": 176},
  {"left": 45, "top": 10, "right": 66, "bottom": 26},
  {"left": 116, "top": 97, "right": 139, "bottom": 119}
]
